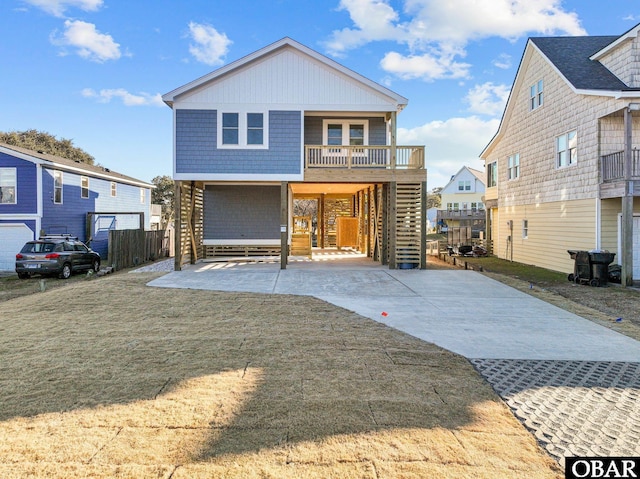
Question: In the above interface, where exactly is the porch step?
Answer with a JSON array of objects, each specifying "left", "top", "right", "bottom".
[{"left": 291, "top": 233, "right": 312, "bottom": 257}]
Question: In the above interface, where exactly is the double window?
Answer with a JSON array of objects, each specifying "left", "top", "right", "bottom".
[
  {"left": 219, "top": 111, "right": 268, "bottom": 148},
  {"left": 458, "top": 180, "right": 471, "bottom": 191},
  {"left": 323, "top": 120, "right": 368, "bottom": 148},
  {"left": 0, "top": 167, "right": 17, "bottom": 204},
  {"left": 508, "top": 154, "right": 520, "bottom": 180},
  {"left": 530, "top": 79, "right": 543, "bottom": 110},
  {"left": 556, "top": 130, "right": 577, "bottom": 168}
]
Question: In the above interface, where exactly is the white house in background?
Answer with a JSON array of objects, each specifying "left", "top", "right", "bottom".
[{"left": 437, "top": 166, "right": 485, "bottom": 235}]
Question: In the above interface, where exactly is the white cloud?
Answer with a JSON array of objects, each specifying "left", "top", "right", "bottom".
[
  {"left": 51, "top": 20, "right": 120, "bottom": 62},
  {"left": 82, "top": 88, "right": 164, "bottom": 106},
  {"left": 326, "top": 0, "right": 586, "bottom": 81},
  {"left": 380, "top": 50, "right": 471, "bottom": 81},
  {"left": 465, "top": 82, "right": 510, "bottom": 116},
  {"left": 22, "top": 0, "right": 102, "bottom": 17},
  {"left": 398, "top": 116, "right": 499, "bottom": 187},
  {"left": 324, "top": 0, "right": 404, "bottom": 55},
  {"left": 402, "top": 0, "right": 586, "bottom": 45},
  {"left": 492, "top": 53, "right": 512, "bottom": 70},
  {"left": 187, "top": 22, "right": 232, "bottom": 66}
]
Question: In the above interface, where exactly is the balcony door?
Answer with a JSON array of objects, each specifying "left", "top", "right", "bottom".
[{"left": 323, "top": 120, "right": 368, "bottom": 165}]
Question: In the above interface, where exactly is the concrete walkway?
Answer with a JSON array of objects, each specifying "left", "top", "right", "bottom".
[{"left": 146, "top": 259, "right": 640, "bottom": 464}]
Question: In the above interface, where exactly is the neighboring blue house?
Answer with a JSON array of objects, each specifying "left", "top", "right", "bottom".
[
  {"left": 0, "top": 143, "right": 153, "bottom": 270},
  {"left": 162, "top": 37, "right": 427, "bottom": 270}
]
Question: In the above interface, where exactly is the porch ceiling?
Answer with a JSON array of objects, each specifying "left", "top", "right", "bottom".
[{"left": 291, "top": 183, "right": 372, "bottom": 195}]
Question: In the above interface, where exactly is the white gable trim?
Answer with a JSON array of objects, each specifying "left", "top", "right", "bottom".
[{"left": 590, "top": 24, "right": 640, "bottom": 61}]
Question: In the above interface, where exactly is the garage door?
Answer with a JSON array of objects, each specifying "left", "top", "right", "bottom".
[{"left": 0, "top": 224, "right": 34, "bottom": 271}]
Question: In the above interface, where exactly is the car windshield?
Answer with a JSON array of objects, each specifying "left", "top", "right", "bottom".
[{"left": 20, "top": 242, "right": 56, "bottom": 254}]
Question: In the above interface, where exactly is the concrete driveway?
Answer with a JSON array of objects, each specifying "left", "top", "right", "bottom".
[
  {"left": 146, "top": 257, "right": 640, "bottom": 463},
  {"left": 147, "top": 259, "right": 640, "bottom": 361}
]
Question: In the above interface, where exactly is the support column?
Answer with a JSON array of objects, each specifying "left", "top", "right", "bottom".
[
  {"left": 280, "top": 181, "right": 289, "bottom": 270},
  {"left": 420, "top": 181, "right": 427, "bottom": 269},
  {"left": 389, "top": 181, "right": 397, "bottom": 269},
  {"left": 381, "top": 185, "right": 388, "bottom": 265},
  {"left": 622, "top": 107, "right": 634, "bottom": 286},
  {"left": 174, "top": 181, "right": 182, "bottom": 271},
  {"left": 390, "top": 111, "right": 397, "bottom": 169}
]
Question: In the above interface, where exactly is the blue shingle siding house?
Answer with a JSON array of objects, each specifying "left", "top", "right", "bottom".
[
  {"left": 0, "top": 143, "right": 153, "bottom": 270},
  {"left": 163, "top": 37, "right": 427, "bottom": 270}
]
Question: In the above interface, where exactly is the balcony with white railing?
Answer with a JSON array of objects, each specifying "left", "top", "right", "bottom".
[{"left": 305, "top": 145, "right": 425, "bottom": 169}]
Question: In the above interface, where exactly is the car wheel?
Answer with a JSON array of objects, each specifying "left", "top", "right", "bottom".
[
  {"left": 92, "top": 259, "right": 100, "bottom": 273},
  {"left": 17, "top": 272, "right": 31, "bottom": 280},
  {"left": 59, "top": 263, "right": 72, "bottom": 279}
]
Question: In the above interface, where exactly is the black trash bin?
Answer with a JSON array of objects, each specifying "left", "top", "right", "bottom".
[
  {"left": 567, "top": 250, "right": 591, "bottom": 284},
  {"left": 588, "top": 251, "right": 616, "bottom": 287}
]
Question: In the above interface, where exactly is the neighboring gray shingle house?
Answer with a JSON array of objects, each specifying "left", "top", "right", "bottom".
[
  {"left": 481, "top": 24, "right": 640, "bottom": 285},
  {"left": 163, "top": 37, "right": 427, "bottom": 269}
]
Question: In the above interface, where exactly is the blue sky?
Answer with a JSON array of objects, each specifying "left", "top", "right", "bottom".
[{"left": 2, "top": 1, "right": 639, "bottom": 188}]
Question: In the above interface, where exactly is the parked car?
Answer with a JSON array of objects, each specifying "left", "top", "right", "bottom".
[{"left": 15, "top": 235, "right": 100, "bottom": 279}]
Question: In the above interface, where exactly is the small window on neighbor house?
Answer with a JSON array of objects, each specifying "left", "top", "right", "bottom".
[
  {"left": 140, "top": 188, "right": 145, "bottom": 204},
  {"left": 453, "top": 203, "right": 459, "bottom": 211},
  {"left": 458, "top": 180, "right": 471, "bottom": 191},
  {"left": 0, "top": 167, "right": 17, "bottom": 204},
  {"left": 222, "top": 112, "right": 239, "bottom": 145},
  {"left": 557, "top": 130, "right": 577, "bottom": 168},
  {"left": 447, "top": 203, "right": 453, "bottom": 211},
  {"left": 111, "top": 182, "right": 117, "bottom": 197},
  {"left": 487, "top": 161, "right": 497, "bottom": 187},
  {"left": 81, "top": 176, "right": 89, "bottom": 199},
  {"left": 530, "top": 79, "right": 543, "bottom": 110},
  {"left": 522, "top": 220, "right": 529, "bottom": 239},
  {"left": 508, "top": 153, "right": 520, "bottom": 180},
  {"left": 54, "top": 170, "right": 63, "bottom": 204}
]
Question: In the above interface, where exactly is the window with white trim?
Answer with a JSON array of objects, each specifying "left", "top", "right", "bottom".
[
  {"left": 0, "top": 168, "right": 16, "bottom": 204},
  {"left": 218, "top": 111, "right": 268, "bottom": 148},
  {"left": 487, "top": 161, "right": 497, "bottom": 187},
  {"left": 556, "top": 130, "right": 577, "bottom": 168},
  {"left": 522, "top": 219, "right": 529, "bottom": 239},
  {"left": 507, "top": 153, "right": 520, "bottom": 180},
  {"left": 530, "top": 79, "right": 543, "bottom": 110},
  {"left": 54, "top": 170, "right": 63, "bottom": 204},
  {"left": 322, "top": 119, "right": 369, "bottom": 147},
  {"left": 458, "top": 180, "right": 471, "bottom": 191},
  {"left": 81, "top": 176, "right": 89, "bottom": 199},
  {"left": 140, "top": 188, "right": 145, "bottom": 204},
  {"left": 111, "top": 181, "right": 117, "bottom": 197}
]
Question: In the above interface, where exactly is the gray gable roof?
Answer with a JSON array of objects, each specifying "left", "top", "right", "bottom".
[
  {"left": 530, "top": 36, "right": 634, "bottom": 91},
  {"left": 0, "top": 143, "right": 153, "bottom": 188}
]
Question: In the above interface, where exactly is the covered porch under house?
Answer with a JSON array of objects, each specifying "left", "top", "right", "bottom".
[{"left": 174, "top": 178, "right": 427, "bottom": 270}]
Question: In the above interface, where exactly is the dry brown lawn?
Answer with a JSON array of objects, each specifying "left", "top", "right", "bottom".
[{"left": 0, "top": 272, "right": 562, "bottom": 478}]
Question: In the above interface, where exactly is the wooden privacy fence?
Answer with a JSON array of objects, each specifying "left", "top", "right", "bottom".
[{"left": 108, "top": 229, "right": 171, "bottom": 270}]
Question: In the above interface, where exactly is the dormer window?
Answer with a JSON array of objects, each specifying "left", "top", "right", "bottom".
[{"left": 530, "top": 79, "right": 543, "bottom": 110}]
